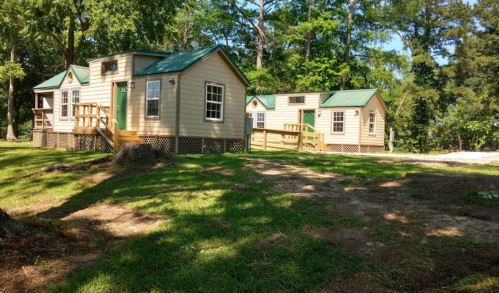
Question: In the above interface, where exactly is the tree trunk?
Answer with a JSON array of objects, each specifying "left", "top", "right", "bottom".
[
  {"left": 6, "top": 41, "right": 18, "bottom": 140},
  {"left": 458, "top": 132, "right": 463, "bottom": 151},
  {"left": 67, "top": 17, "right": 75, "bottom": 68},
  {"left": 256, "top": 0, "right": 264, "bottom": 70},
  {"left": 0, "top": 208, "right": 20, "bottom": 234},
  {"left": 182, "top": 23, "right": 190, "bottom": 51},
  {"left": 339, "top": 0, "right": 355, "bottom": 91},
  {"left": 305, "top": 0, "right": 312, "bottom": 77}
]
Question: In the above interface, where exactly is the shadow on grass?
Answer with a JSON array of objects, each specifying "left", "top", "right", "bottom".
[{"left": 34, "top": 154, "right": 365, "bottom": 292}]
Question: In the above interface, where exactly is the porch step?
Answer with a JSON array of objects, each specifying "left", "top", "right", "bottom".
[
  {"left": 118, "top": 130, "right": 138, "bottom": 137},
  {"left": 116, "top": 130, "right": 143, "bottom": 151}
]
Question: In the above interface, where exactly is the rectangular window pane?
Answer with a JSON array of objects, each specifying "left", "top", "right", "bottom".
[
  {"left": 369, "top": 112, "right": 376, "bottom": 134},
  {"left": 332, "top": 111, "right": 344, "bottom": 133},
  {"left": 205, "top": 84, "right": 224, "bottom": 121},
  {"left": 61, "top": 91, "right": 68, "bottom": 118},
  {"left": 256, "top": 112, "right": 265, "bottom": 128},
  {"left": 146, "top": 81, "right": 160, "bottom": 117},
  {"left": 71, "top": 90, "right": 80, "bottom": 118}
]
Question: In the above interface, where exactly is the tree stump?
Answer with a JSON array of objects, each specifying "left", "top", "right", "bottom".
[{"left": 114, "top": 144, "right": 171, "bottom": 164}]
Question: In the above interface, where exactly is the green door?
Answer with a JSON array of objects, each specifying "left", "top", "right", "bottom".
[
  {"left": 303, "top": 110, "right": 315, "bottom": 140},
  {"left": 117, "top": 82, "right": 127, "bottom": 130}
]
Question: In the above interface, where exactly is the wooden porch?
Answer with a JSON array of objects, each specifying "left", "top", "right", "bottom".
[
  {"left": 73, "top": 102, "right": 143, "bottom": 153},
  {"left": 251, "top": 123, "right": 325, "bottom": 151}
]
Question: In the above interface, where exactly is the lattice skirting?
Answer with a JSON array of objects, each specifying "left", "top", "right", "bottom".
[
  {"left": 138, "top": 136, "right": 245, "bottom": 154},
  {"left": 32, "top": 131, "right": 113, "bottom": 153},
  {"left": 325, "top": 144, "right": 385, "bottom": 153}
]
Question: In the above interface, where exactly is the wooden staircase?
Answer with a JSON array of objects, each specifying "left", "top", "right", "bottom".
[
  {"left": 74, "top": 102, "right": 144, "bottom": 153},
  {"left": 116, "top": 131, "right": 143, "bottom": 150}
]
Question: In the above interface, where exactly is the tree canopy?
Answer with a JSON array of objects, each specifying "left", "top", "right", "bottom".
[{"left": 0, "top": 0, "right": 497, "bottom": 151}]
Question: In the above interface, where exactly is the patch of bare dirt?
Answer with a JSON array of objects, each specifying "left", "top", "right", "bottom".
[
  {"left": 0, "top": 158, "right": 172, "bottom": 293},
  {"left": 247, "top": 157, "right": 499, "bottom": 292},
  {"left": 319, "top": 272, "right": 397, "bottom": 293},
  {"left": 62, "top": 203, "right": 165, "bottom": 237},
  {"left": 374, "top": 158, "right": 470, "bottom": 168}
]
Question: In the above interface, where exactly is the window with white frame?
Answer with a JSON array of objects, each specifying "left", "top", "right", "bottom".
[
  {"left": 146, "top": 81, "right": 160, "bottom": 117},
  {"left": 60, "top": 91, "right": 68, "bottom": 119},
  {"left": 256, "top": 112, "right": 265, "bottom": 128},
  {"left": 289, "top": 96, "right": 305, "bottom": 104},
  {"left": 71, "top": 89, "right": 80, "bottom": 118},
  {"left": 205, "top": 84, "right": 224, "bottom": 121},
  {"left": 332, "top": 111, "right": 344, "bottom": 133},
  {"left": 369, "top": 111, "right": 376, "bottom": 134}
]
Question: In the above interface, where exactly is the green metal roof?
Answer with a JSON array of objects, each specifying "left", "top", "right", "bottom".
[
  {"left": 69, "top": 65, "right": 89, "bottom": 84},
  {"left": 33, "top": 70, "right": 68, "bottom": 90},
  {"left": 246, "top": 95, "right": 275, "bottom": 109},
  {"left": 320, "top": 89, "right": 382, "bottom": 108},
  {"left": 33, "top": 65, "right": 89, "bottom": 90},
  {"left": 87, "top": 49, "right": 170, "bottom": 61},
  {"left": 135, "top": 45, "right": 249, "bottom": 85}
]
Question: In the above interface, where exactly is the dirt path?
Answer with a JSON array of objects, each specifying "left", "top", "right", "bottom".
[
  {"left": 246, "top": 157, "right": 499, "bottom": 292},
  {"left": 318, "top": 151, "right": 499, "bottom": 165}
]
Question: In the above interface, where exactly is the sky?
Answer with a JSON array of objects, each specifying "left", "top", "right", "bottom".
[{"left": 382, "top": 0, "right": 478, "bottom": 65}]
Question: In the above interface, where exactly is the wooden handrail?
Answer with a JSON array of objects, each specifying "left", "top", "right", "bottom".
[
  {"left": 33, "top": 108, "right": 53, "bottom": 129},
  {"left": 74, "top": 102, "right": 120, "bottom": 153}
]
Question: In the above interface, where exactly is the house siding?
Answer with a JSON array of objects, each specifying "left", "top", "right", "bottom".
[
  {"left": 127, "top": 74, "right": 177, "bottom": 135},
  {"left": 53, "top": 71, "right": 85, "bottom": 132},
  {"left": 269, "top": 94, "right": 320, "bottom": 129},
  {"left": 317, "top": 108, "right": 360, "bottom": 145},
  {"left": 86, "top": 55, "right": 134, "bottom": 113},
  {"left": 134, "top": 55, "right": 163, "bottom": 74},
  {"left": 359, "top": 93, "right": 385, "bottom": 146},
  {"left": 179, "top": 52, "right": 245, "bottom": 139},
  {"left": 245, "top": 98, "right": 275, "bottom": 128}
]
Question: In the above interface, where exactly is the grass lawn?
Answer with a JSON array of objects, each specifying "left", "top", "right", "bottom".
[{"left": 1, "top": 143, "right": 498, "bottom": 293}]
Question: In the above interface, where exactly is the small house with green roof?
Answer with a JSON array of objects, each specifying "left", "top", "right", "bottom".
[
  {"left": 32, "top": 45, "right": 249, "bottom": 153},
  {"left": 246, "top": 89, "right": 386, "bottom": 152}
]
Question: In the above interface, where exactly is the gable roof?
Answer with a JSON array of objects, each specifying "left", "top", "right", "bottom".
[
  {"left": 69, "top": 65, "right": 89, "bottom": 84},
  {"left": 135, "top": 45, "right": 250, "bottom": 85},
  {"left": 33, "top": 70, "right": 68, "bottom": 90},
  {"left": 320, "top": 89, "right": 386, "bottom": 110},
  {"left": 33, "top": 65, "right": 89, "bottom": 90},
  {"left": 246, "top": 95, "right": 275, "bottom": 109}
]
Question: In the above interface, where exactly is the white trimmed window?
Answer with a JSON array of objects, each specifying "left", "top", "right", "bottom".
[
  {"left": 256, "top": 112, "right": 265, "bottom": 128},
  {"left": 289, "top": 96, "right": 305, "bottom": 104},
  {"left": 146, "top": 81, "right": 160, "bottom": 117},
  {"left": 332, "top": 111, "right": 344, "bottom": 133},
  {"left": 205, "top": 84, "right": 224, "bottom": 121},
  {"left": 60, "top": 91, "right": 68, "bottom": 119},
  {"left": 369, "top": 111, "right": 376, "bottom": 134},
  {"left": 71, "top": 89, "right": 80, "bottom": 118}
]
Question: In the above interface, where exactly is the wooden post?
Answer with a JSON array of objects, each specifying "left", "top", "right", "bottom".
[
  {"left": 298, "top": 133, "right": 303, "bottom": 152},
  {"left": 57, "top": 132, "right": 60, "bottom": 148},
  {"left": 262, "top": 130, "right": 267, "bottom": 150},
  {"left": 113, "top": 122, "right": 119, "bottom": 153},
  {"left": 223, "top": 139, "right": 227, "bottom": 153},
  {"left": 74, "top": 105, "right": 79, "bottom": 129},
  {"left": 95, "top": 135, "right": 99, "bottom": 151},
  {"left": 68, "top": 134, "right": 71, "bottom": 149},
  {"left": 201, "top": 137, "right": 205, "bottom": 153},
  {"left": 35, "top": 93, "right": 39, "bottom": 109},
  {"left": 96, "top": 105, "right": 100, "bottom": 129},
  {"left": 367, "top": 145, "right": 370, "bottom": 153},
  {"left": 341, "top": 144, "right": 344, "bottom": 152},
  {"left": 175, "top": 136, "right": 179, "bottom": 153},
  {"left": 41, "top": 110, "right": 45, "bottom": 129},
  {"left": 155, "top": 136, "right": 159, "bottom": 148}
]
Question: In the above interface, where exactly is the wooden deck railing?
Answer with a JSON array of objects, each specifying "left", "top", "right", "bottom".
[
  {"left": 74, "top": 102, "right": 119, "bottom": 153},
  {"left": 251, "top": 128, "right": 303, "bottom": 151},
  {"left": 283, "top": 123, "right": 324, "bottom": 151},
  {"left": 32, "top": 108, "right": 53, "bottom": 129}
]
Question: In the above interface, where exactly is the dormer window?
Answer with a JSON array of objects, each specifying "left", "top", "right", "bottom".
[{"left": 102, "top": 60, "right": 118, "bottom": 75}]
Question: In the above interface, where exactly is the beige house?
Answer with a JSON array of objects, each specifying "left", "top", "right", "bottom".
[
  {"left": 246, "top": 90, "right": 387, "bottom": 152},
  {"left": 32, "top": 45, "right": 249, "bottom": 153}
]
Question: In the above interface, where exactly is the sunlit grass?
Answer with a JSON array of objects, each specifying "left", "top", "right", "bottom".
[{"left": 2, "top": 144, "right": 498, "bottom": 292}]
